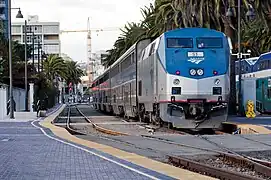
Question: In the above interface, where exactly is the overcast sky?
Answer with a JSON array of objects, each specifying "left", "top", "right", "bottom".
[{"left": 11, "top": 0, "right": 154, "bottom": 62}]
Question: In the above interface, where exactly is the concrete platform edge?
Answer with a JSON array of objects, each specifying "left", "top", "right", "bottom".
[
  {"left": 37, "top": 105, "right": 216, "bottom": 180},
  {"left": 223, "top": 122, "right": 271, "bottom": 134}
]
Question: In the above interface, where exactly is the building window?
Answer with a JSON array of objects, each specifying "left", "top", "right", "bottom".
[
  {"left": 11, "top": 26, "right": 21, "bottom": 33},
  {"left": 44, "top": 44, "right": 60, "bottom": 54},
  {"left": 43, "top": 25, "right": 59, "bottom": 34}
]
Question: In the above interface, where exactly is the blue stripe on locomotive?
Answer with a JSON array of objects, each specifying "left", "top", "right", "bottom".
[{"left": 158, "top": 28, "right": 230, "bottom": 79}]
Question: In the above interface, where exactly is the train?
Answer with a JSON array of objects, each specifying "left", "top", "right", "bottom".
[
  {"left": 91, "top": 28, "right": 232, "bottom": 129},
  {"left": 235, "top": 51, "right": 271, "bottom": 113}
]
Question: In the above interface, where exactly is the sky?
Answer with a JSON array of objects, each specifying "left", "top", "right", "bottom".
[{"left": 11, "top": 0, "right": 154, "bottom": 62}]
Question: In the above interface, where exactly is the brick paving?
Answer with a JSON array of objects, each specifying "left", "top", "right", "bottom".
[
  {"left": 0, "top": 108, "right": 175, "bottom": 180},
  {"left": 0, "top": 123, "right": 155, "bottom": 180}
]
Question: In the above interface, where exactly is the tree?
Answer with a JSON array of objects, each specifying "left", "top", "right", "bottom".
[
  {"left": 0, "top": 24, "right": 34, "bottom": 87},
  {"left": 42, "top": 54, "right": 66, "bottom": 82},
  {"left": 63, "top": 60, "right": 85, "bottom": 85}
]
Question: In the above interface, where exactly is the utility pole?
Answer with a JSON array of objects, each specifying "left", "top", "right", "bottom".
[
  {"left": 32, "top": 33, "right": 35, "bottom": 67},
  {"left": 24, "top": 20, "right": 28, "bottom": 111},
  {"left": 37, "top": 41, "right": 40, "bottom": 72}
]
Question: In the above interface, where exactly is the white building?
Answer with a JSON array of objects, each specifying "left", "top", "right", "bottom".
[
  {"left": 61, "top": 53, "right": 73, "bottom": 61},
  {"left": 91, "top": 50, "right": 105, "bottom": 80},
  {"left": 11, "top": 15, "right": 61, "bottom": 67}
]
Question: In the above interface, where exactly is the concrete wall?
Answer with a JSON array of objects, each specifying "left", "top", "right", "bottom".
[
  {"left": 0, "top": 85, "right": 7, "bottom": 119},
  {"left": 4, "top": 85, "right": 26, "bottom": 112},
  {"left": 13, "top": 87, "right": 26, "bottom": 111}
]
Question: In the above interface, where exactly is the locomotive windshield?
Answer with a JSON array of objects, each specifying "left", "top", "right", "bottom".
[
  {"left": 196, "top": 37, "right": 223, "bottom": 49},
  {"left": 167, "top": 38, "right": 193, "bottom": 48}
]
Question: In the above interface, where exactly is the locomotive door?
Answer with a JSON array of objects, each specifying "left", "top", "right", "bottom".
[
  {"left": 266, "top": 78, "right": 271, "bottom": 112},
  {"left": 129, "top": 83, "right": 132, "bottom": 106},
  {"left": 261, "top": 81, "right": 265, "bottom": 112}
]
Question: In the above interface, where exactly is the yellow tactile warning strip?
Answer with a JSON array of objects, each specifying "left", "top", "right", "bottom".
[
  {"left": 223, "top": 122, "right": 271, "bottom": 134},
  {"left": 40, "top": 105, "right": 216, "bottom": 180}
]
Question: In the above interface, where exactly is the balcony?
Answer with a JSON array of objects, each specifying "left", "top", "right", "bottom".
[
  {"left": 0, "top": 1, "right": 6, "bottom": 8},
  {"left": 43, "top": 39, "right": 60, "bottom": 44}
]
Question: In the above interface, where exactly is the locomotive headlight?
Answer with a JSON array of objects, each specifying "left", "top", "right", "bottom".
[
  {"left": 197, "top": 69, "right": 204, "bottom": 76},
  {"left": 214, "top": 79, "right": 220, "bottom": 85},
  {"left": 189, "top": 69, "right": 196, "bottom": 76},
  {"left": 173, "top": 79, "right": 180, "bottom": 85}
]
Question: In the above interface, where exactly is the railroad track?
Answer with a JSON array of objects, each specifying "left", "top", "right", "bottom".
[
  {"left": 65, "top": 104, "right": 87, "bottom": 135},
  {"left": 60, "top": 105, "right": 271, "bottom": 180}
]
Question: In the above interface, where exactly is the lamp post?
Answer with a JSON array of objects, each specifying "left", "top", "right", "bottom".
[
  {"left": 226, "top": 2, "right": 255, "bottom": 115},
  {"left": 8, "top": 1, "right": 23, "bottom": 118},
  {"left": 24, "top": 20, "right": 28, "bottom": 111}
]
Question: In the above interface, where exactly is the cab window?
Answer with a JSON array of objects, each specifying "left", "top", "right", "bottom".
[
  {"left": 196, "top": 37, "right": 223, "bottom": 49},
  {"left": 167, "top": 38, "right": 193, "bottom": 48}
]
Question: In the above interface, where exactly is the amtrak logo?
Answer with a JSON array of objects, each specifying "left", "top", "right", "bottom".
[{"left": 188, "top": 58, "right": 204, "bottom": 64}]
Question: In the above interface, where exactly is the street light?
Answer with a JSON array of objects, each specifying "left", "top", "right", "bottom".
[
  {"left": 8, "top": 1, "right": 24, "bottom": 118},
  {"left": 226, "top": 2, "right": 256, "bottom": 115}
]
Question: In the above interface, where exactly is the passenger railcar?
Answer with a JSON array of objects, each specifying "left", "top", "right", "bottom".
[
  {"left": 91, "top": 28, "right": 232, "bottom": 129},
  {"left": 235, "top": 52, "right": 271, "bottom": 113}
]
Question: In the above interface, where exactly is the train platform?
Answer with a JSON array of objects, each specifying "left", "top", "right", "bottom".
[
  {"left": 0, "top": 104, "right": 215, "bottom": 180},
  {"left": 223, "top": 116, "right": 271, "bottom": 134}
]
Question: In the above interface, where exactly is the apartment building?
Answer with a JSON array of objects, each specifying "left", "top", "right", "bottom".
[{"left": 11, "top": 15, "right": 61, "bottom": 66}]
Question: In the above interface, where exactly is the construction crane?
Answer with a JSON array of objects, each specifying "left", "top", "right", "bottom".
[
  {"left": 87, "top": 17, "right": 93, "bottom": 87},
  {"left": 60, "top": 18, "right": 120, "bottom": 87}
]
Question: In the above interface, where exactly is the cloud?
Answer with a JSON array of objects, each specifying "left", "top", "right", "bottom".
[{"left": 11, "top": 0, "right": 154, "bottom": 62}]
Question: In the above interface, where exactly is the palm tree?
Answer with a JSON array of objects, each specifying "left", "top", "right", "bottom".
[
  {"left": 43, "top": 54, "right": 66, "bottom": 82},
  {"left": 63, "top": 60, "right": 84, "bottom": 85}
]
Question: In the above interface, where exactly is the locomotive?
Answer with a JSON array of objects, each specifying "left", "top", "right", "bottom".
[{"left": 91, "top": 28, "right": 232, "bottom": 129}]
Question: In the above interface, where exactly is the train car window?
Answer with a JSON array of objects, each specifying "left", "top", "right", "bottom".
[
  {"left": 256, "top": 81, "right": 259, "bottom": 89},
  {"left": 121, "top": 55, "right": 131, "bottom": 71},
  {"left": 104, "top": 73, "right": 109, "bottom": 81},
  {"left": 196, "top": 37, "right": 223, "bottom": 49},
  {"left": 149, "top": 43, "right": 155, "bottom": 56},
  {"left": 167, "top": 38, "right": 193, "bottom": 48},
  {"left": 141, "top": 49, "right": 146, "bottom": 60},
  {"left": 111, "top": 65, "right": 119, "bottom": 77},
  {"left": 260, "top": 62, "right": 264, "bottom": 70},
  {"left": 236, "top": 67, "right": 239, "bottom": 74},
  {"left": 113, "top": 95, "right": 116, "bottom": 103},
  {"left": 241, "top": 66, "right": 244, "bottom": 73},
  {"left": 138, "top": 81, "right": 142, "bottom": 96},
  {"left": 131, "top": 52, "right": 135, "bottom": 63}
]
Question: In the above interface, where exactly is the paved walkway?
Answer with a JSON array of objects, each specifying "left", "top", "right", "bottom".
[
  {"left": 0, "top": 105, "right": 178, "bottom": 180},
  {"left": 227, "top": 116, "right": 271, "bottom": 131}
]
